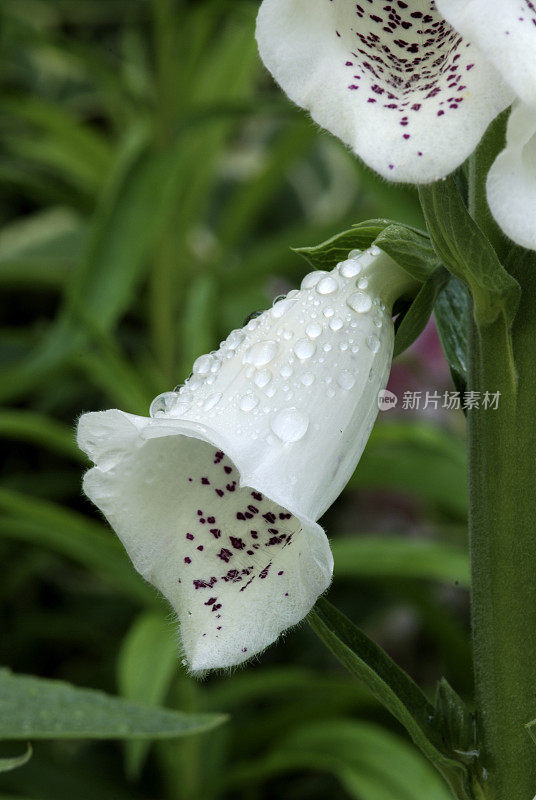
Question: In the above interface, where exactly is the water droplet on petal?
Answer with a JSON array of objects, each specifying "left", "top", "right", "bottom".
[
  {"left": 339, "top": 259, "right": 362, "bottom": 278},
  {"left": 239, "top": 395, "right": 259, "bottom": 412},
  {"left": 293, "top": 339, "right": 316, "bottom": 360},
  {"left": 192, "top": 354, "right": 213, "bottom": 375},
  {"left": 301, "top": 270, "right": 327, "bottom": 289},
  {"left": 204, "top": 392, "right": 223, "bottom": 411},
  {"left": 369, "top": 245, "right": 381, "bottom": 256},
  {"left": 358, "top": 277, "right": 368, "bottom": 289},
  {"left": 316, "top": 275, "right": 338, "bottom": 295},
  {"left": 271, "top": 297, "right": 297, "bottom": 319},
  {"left": 348, "top": 292, "right": 372, "bottom": 313},
  {"left": 367, "top": 335, "right": 380, "bottom": 353},
  {"left": 280, "top": 364, "right": 293, "bottom": 378},
  {"left": 305, "top": 322, "right": 323, "bottom": 339},
  {"left": 329, "top": 317, "right": 343, "bottom": 331},
  {"left": 337, "top": 370, "right": 356, "bottom": 390},
  {"left": 226, "top": 330, "right": 245, "bottom": 350},
  {"left": 244, "top": 340, "right": 279, "bottom": 367},
  {"left": 271, "top": 407, "right": 309, "bottom": 443},
  {"left": 323, "top": 307, "right": 335, "bottom": 318},
  {"left": 348, "top": 249, "right": 362, "bottom": 259},
  {"left": 323, "top": 343, "right": 332, "bottom": 352},
  {"left": 254, "top": 369, "right": 272, "bottom": 388},
  {"left": 300, "top": 372, "right": 315, "bottom": 387},
  {"left": 150, "top": 392, "right": 179, "bottom": 417}
]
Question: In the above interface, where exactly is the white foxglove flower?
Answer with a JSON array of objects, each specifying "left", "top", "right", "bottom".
[
  {"left": 255, "top": 0, "right": 513, "bottom": 183},
  {"left": 436, "top": 1, "right": 536, "bottom": 250},
  {"left": 486, "top": 102, "right": 536, "bottom": 252},
  {"left": 78, "top": 249, "right": 416, "bottom": 671}
]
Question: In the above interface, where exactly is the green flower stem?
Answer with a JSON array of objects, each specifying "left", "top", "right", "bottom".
[{"left": 467, "top": 119, "right": 536, "bottom": 800}]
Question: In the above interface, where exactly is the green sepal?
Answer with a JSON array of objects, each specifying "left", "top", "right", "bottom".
[
  {"left": 432, "top": 679, "right": 478, "bottom": 766},
  {"left": 393, "top": 266, "right": 450, "bottom": 358},
  {"left": 418, "top": 177, "right": 520, "bottom": 327},
  {"left": 434, "top": 276, "right": 470, "bottom": 396},
  {"left": 293, "top": 219, "right": 437, "bottom": 284}
]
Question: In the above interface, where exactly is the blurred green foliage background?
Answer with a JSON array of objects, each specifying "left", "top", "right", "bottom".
[{"left": 0, "top": 1, "right": 470, "bottom": 798}]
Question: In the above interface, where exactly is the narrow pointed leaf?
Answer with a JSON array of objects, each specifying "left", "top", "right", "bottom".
[
  {"left": 0, "top": 668, "right": 226, "bottom": 740},
  {"left": 309, "top": 599, "right": 474, "bottom": 800}
]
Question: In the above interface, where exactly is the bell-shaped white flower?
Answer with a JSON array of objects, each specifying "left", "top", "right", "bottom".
[
  {"left": 78, "top": 249, "right": 417, "bottom": 671},
  {"left": 255, "top": 0, "right": 513, "bottom": 183},
  {"left": 486, "top": 102, "right": 536, "bottom": 252},
  {"left": 436, "top": 0, "right": 536, "bottom": 107},
  {"left": 436, "top": 1, "right": 536, "bottom": 251}
]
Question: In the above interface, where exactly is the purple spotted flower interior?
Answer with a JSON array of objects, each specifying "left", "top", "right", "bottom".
[
  {"left": 340, "top": 1, "right": 472, "bottom": 160},
  {"left": 179, "top": 448, "right": 298, "bottom": 640}
]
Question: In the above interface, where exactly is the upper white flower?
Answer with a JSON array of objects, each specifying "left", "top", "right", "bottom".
[
  {"left": 77, "top": 248, "right": 416, "bottom": 671},
  {"left": 257, "top": 0, "right": 536, "bottom": 250},
  {"left": 436, "top": 0, "right": 536, "bottom": 250},
  {"left": 256, "top": 0, "right": 513, "bottom": 183}
]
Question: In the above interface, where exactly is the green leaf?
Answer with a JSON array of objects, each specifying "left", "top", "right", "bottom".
[
  {"left": 308, "top": 599, "right": 474, "bottom": 800},
  {"left": 394, "top": 267, "right": 450, "bottom": 358},
  {"left": 418, "top": 177, "right": 520, "bottom": 326},
  {"left": 229, "top": 720, "right": 453, "bottom": 800},
  {"left": 331, "top": 536, "right": 469, "bottom": 587},
  {"left": 117, "top": 613, "right": 179, "bottom": 778},
  {"left": 293, "top": 219, "right": 436, "bottom": 284},
  {"left": 0, "top": 744, "right": 32, "bottom": 774},
  {"left": 434, "top": 277, "right": 470, "bottom": 395},
  {"left": 292, "top": 219, "right": 398, "bottom": 270},
  {"left": 375, "top": 224, "right": 439, "bottom": 283},
  {"left": 0, "top": 668, "right": 226, "bottom": 740},
  {"left": 433, "top": 680, "right": 478, "bottom": 767}
]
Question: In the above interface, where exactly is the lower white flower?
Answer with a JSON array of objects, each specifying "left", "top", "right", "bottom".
[
  {"left": 486, "top": 102, "right": 536, "bottom": 252},
  {"left": 77, "top": 248, "right": 416, "bottom": 671}
]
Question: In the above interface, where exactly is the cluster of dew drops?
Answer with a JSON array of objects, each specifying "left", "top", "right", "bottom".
[{"left": 150, "top": 247, "right": 387, "bottom": 444}]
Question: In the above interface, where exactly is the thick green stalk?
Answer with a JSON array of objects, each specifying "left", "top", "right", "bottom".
[{"left": 467, "top": 117, "right": 536, "bottom": 799}]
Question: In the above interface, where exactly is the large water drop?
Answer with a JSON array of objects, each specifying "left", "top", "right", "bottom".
[
  {"left": 271, "top": 407, "right": 309, "bottom": 443},
  {"left": 348, "top": 291, "right": 372, "bottom": 314},
  {"left": 305, "top": 322, "right": 323, "bottom": 339},
  {"left": 293, "top": 339, "right": 316, "bottom": 360},
  {"left": 301, "top": 270, "right": 327, "bottom": 290},
  {"left": 316, "top": 275, "right": 338, "bottom": 295},
  {"left": 254, "top": 369, "right": 272, "bottom": 388},
  {"left": 367, "top": 335, "right": 381, "bottom": 353},
  {"left": 192, "top": 354, "right": 213, "bottom": 375},
  {"left": 339, "top": 259, "right": 361, "bottom": 278},
  {"left": 244, "top": 340, "right": 278, "bottom": 367}
]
